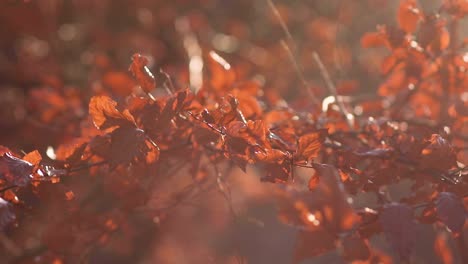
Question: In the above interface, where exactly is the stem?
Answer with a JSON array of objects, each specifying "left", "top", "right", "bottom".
[
  {"left": 0, "top": 185, "right": 18, "bottom": 193},
  {"left": 312, "top": 52, "right": 355, "bottom": 130},
  {"left": 267, "top": 0, "right": 320, "bottom": 108},
  {"left": 68, "top": 161, "right": 108, "bottom": 173}
]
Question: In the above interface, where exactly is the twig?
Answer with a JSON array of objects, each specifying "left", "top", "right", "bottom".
[
  {"left": 68, "top": 161, "right": 108, "bottom": 173},
  {"left": 175, "top": 17, "right": 203, "bottom": 94},
  {"left": 280, "top": 41, "right": 320, "bottom": 107},
  {"left": 159, "top": 69, "right": 176, "bottom": 94},
  {"left": 312, "top": 52, "right": 354, "bottom": 130},
  {"left": 0, "top": 185, "right": 18, "bottom": 193},
  {"left": 266, "top": 0, "right": 295, "bottom": 47},
  {"left": 267, "top": 0, "right": 320, "bottom": 108}
]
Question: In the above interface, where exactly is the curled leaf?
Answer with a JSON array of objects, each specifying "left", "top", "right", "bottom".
[
  {"left": 397, "top": 0, "right": 421, "bottom": 33},
  {"left": 89, "top": 96, "right": 135, "bottom": 130},
  {"left": 129, "top": 53, "right": 156, "bottom": 93},
  {"left": 0, "top": 152, "right": 34, "bottom": 186}
]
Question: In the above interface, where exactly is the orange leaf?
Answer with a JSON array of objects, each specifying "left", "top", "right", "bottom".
[
  {"left": 295, "top": 130, "right": 326, "bottom": 162},
  {"left": 23, "top": 150, "right": 42, "bottom": 166},
  {"left": 102, "top": 71, "right": 136, "bottom": 97},
  {"left": 397, "top": 0, "right": 421, "bottom": 33},
  {"left": 361, "top": 32, "right": 387, "bottom": 48},
  {"left": 308, "top": 173, "right": 319, "bottom": 190},
  {"left": 89, "top": 96, "right": 135, "bottom": 130},
  {"left": 129, "top": 53, "right": 156, "bottom": 93}
]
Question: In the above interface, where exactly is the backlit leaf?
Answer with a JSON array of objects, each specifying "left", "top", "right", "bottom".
[
  {"left": 397, "top": 0, "right": 421, "bottom": 33},
  {"left": 89, "top": 96, "right": 135, "bottom": 130},
  {"left": 0, "top": 152, "right": 33, "bottom": 186},
  {"left": 129, "top": 53, "right": 156, "bottom": 93},
  {"left": 295, "top": 130, "right": 327, "bottom": 162}
]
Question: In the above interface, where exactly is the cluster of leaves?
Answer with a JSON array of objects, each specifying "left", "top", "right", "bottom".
[{"left": 0, "top": 0, "right": 467, "bottom": 263}]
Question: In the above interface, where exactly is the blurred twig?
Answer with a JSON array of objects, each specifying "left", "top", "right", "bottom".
[
  {"left": 175, "top": 17, "right": 203, "bottom": 94},
  {"left": 312, "top": 52, "right": 355, "bottom": 130},
  {"left": 267, "top": 0, "right": 320, "bottom": 108}
]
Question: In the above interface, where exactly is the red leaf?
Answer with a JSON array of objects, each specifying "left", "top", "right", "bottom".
[
  {"left": 295, "top": 130, "right": 326, "bottom": 162},
  {"left": 128, "top": 53, "right": 156, "bottom": 93},
  {"left": 420, "top": 134, "right": 457, "bottom": 171},
  {"left": 89, "top": 96, "right": 135, "bottom": 130},
  {"left": 0, "top": 152, "right": 34, "bottom": 186},
  {"left": 102, "top": 71, "right": 136, "bottom": 97},
  {"left": 379, "top": 203, "right": 416, "bottom": 260},
  {"left": 207, "top": 51, "right": 236, "bottom": 92},
  {"left": 23, "top": 150, "right": 42, "bottom": 166},
  {"left": 56, "top": 142, "right": 87, "bottom": 166},
  {"left": 277, "top": 164, "right": 358, "bottom": 231},
  {"left": 361, "top": 31, "right": 387, "bottom": 48},
  {"left": 435, "top": 192, "right": 466, "bottom": 235},
  {"left": 397, "top": 0, "right": 421, "bottom": 33},
  {"left": 308, "top": 173, "right": 319, "bottom": 190},
  {"left": 108, "top": 126, "right": 156, "bottom": 165}
]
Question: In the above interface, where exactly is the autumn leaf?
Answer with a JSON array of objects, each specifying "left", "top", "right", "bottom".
[
  {"left": 0, "top": 152, "right": 34, "bottom": 186},
  {"left": 23, "top": 150, "right": 42, "bottom": 166},
  {"left": 308, "top": 172, "right": 319, "bottom": 190},
  {"left": 207, "top": 50, "right": 236, "bottom": 92},
  {"left": 102, "top": 71, "right": 136, "bottom": 97},
  {"left": 295, "top": 129, "right": 327, "bottom": 162},
  {"left": 129, "top": 53, "right": 156, "bottom": 93},
  {"left": 277, "top": 164, "right": 358, "bottom": 231},
  {"left": 420, "top": 134, "right": 457, "bottom": 171},
  {"left": 361, "top": 31, "right": 388, "bottom": 48},
  {"left": 56, "top": 142, "right": 87, "bottom": 166},
  {"left": 89, "top": 96, "right": 136, "bottom": 130},
  {"left": 92, "top": 125, "right": 158, "bottom": 165},
  {"left": 397, "top": 0, "right": 421, "bottom": 33}
]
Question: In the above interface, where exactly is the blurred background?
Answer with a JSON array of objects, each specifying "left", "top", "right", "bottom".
[{"left": 0, "top": 1, "right": 466, "bottom": 263}]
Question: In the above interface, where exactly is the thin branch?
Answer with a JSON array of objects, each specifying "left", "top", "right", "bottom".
[
  {"left": 312, "top": 52, "right": 355, "bottom": 130},
  {"left": 0, "top": 185, "right": 18, "bottom": 193},
  {"left": 266, "top": 0, "right": 295, "bottom": 47},
  {"left": 267, "top": 0, "right": 320, "bottom": 108},
  {"left": 280, "top": 41, "right": 320, "bottom": 107},
  {"left": 159, "top": 69, "right": 176, "bottom": 94},
  {"left": 68, "top": 161, "right": 108, "bottom": 173},
  {"left": 175, "top": 17, "right": 203, "bottom": 94}
]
